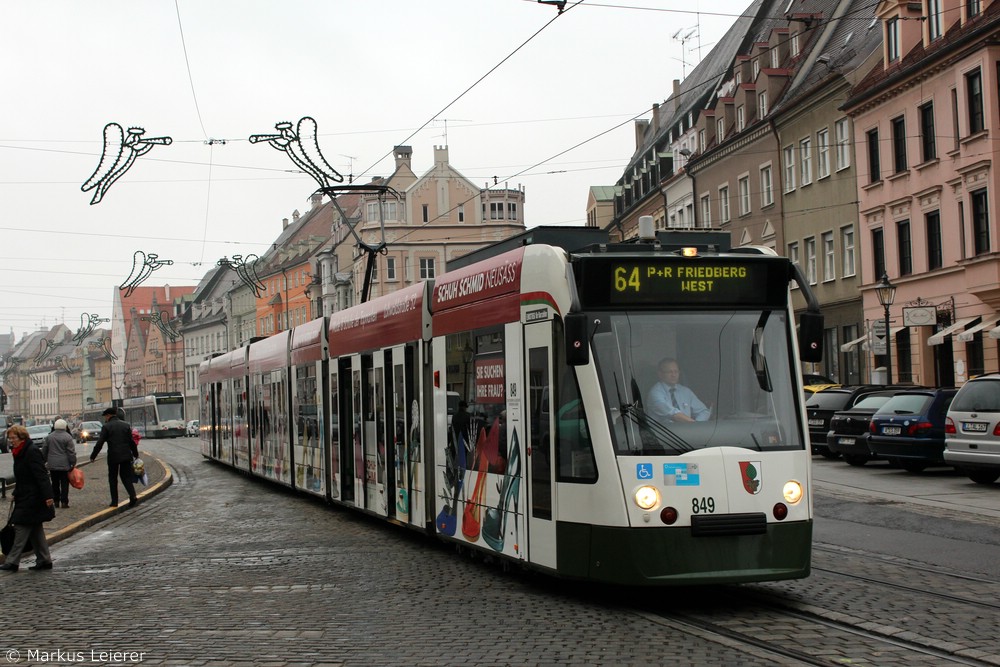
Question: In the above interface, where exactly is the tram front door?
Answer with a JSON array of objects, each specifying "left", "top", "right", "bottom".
[{"left": 525, "top": 321, "right": 557, "bottom": 570}]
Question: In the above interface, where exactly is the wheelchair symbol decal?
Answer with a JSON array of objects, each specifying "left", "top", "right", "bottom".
[{"left": 637, "top": 463, "right": 654, "bottom": 480}]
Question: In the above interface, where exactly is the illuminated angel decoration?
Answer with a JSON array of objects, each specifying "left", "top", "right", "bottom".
[
  {"left": 120, "top": 250, "right": 173, "bottom": 297},
  {"left": 89, "top": 336, "right": 118, "bottom": 362},
  {"left": 81, "top": 123, "right": 172, "bottom": 205},
  {"left": 249, "top": 117, "right": 344, "bottom": 191},
  {"left": 33, "top": 339, "right": 57, "bottom": 366},
  {"left": 73, "top": 313, "right": 110, "bottom": 344},
  {"left": 219, "top": 253, "right": 266, "bottom": 298},
  {"left": 141, "top": 310, "right": 181, "bottom": 342}
]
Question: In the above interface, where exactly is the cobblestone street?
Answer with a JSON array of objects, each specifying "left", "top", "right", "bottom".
[{"left": 1, "top": 440, "right": 775, "bottom": 667}]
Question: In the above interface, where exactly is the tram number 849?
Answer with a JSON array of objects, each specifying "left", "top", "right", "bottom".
[{"left": 692, "top": 497, "right": 716, "bottom": 514}]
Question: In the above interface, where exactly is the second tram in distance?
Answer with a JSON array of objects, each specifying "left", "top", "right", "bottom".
[{"left": 198, "top": 228, "right": 824, "bottom": 585}]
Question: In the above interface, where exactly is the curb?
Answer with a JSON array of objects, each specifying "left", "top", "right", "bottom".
[{"left": 46, "top": 454, "right": 173, "bottom": 547}]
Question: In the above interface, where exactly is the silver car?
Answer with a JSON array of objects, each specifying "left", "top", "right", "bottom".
[
  {"left": 944, "top": 373, "right": 1000, "bottom": 485},
  {"left": 26, "top": 424, "right": 51, "bottom": 447}
]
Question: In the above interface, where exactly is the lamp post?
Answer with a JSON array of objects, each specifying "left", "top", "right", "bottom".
[{"left": 875, "top": 273, "right": 897, "bottom": 385}]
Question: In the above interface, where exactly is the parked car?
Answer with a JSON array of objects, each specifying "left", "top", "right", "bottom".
[
  {"left": 803, "top": 373, "right": 836, "bottom": 386},
  {"left": 186, "top": 419, "right": 200, "bottom": 436},
  {"left": 805, "top": 385, "right": 894, "bottom": 457},
  {"left": 944, "top": 373, "right": 1000, "bottom": 484},
  {"left": 26, "top": 424, "right": 51, "bottom": 447},
  {"left": 74, "top": 420, "right": 104, "bottom": 442},
  {"left": 826, "top": 390, "right": 901, "bottom": 466},
  {"left": 867, "top": 387, "right": 958, "bottom": 472}
]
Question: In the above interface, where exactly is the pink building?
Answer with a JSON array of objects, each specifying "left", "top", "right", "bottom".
[{"left": 844, "top": 0, "right": 1000, "bottom": 386}]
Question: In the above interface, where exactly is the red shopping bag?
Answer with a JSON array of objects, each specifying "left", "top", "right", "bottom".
[{"left": 68, "top": 466, "right": 85, "bottom": 490}]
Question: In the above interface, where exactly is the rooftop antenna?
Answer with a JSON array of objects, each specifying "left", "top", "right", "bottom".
[
  {"left": 339, "top": 154, "right": 358, "bottom": 184},
  {"left": 434, "top": 119, "right": 471, "bottom": 145},
  {"left": 672, "top": 26, "right": 699, "bottom": 78}
]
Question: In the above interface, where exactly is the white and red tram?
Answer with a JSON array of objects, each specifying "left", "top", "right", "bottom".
[{"left": 200, "top": 234, "right": 823, "bottom": 585}]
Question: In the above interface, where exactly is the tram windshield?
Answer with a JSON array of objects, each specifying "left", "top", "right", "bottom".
[{"left": 590, "top": 308, "right": 804, "bottom": 455}]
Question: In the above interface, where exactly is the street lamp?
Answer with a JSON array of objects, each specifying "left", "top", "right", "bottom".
[{"left": 874, "top": 273, "right": 897, "bottom": 385}]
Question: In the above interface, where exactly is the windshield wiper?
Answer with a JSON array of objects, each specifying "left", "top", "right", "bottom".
[{"left": 620, "top": 402, "right": 693, "bottom": 454}]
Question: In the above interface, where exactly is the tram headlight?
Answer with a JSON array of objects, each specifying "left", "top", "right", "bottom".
[
  {"left": 782, "top": 480, "right": 804, "bottom": 504},
  {"left": 634, "top": 485, "right": 660, "bottom": 510}
]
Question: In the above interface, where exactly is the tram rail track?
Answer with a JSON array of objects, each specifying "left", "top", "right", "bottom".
[
  {"left": 640, "top": 601, "right": 996, "bottom": 667},
  {"left": 813, "top": 543, "right": 1000, "bottom": 612}
]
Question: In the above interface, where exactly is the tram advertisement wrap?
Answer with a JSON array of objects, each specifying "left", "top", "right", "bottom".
[{"left": 475, "top": 357, "right": 505, "bottom": 403}]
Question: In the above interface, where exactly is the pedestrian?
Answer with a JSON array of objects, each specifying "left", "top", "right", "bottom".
[
  {"left": 0, "top": 425, "right": 56, "bottom": 572},
  {"left": 89, "top": 407, "right": 139, "bottom": 508},
  {"left": 42, "top": 418, "right": 77, "bottom": 508}
]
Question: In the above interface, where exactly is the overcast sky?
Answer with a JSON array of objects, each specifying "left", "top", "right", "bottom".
[{"left": 1, "top": 0, "right": 751, "bottom": 342}]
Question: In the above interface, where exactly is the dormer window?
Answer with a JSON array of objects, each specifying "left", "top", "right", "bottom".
[
  {"left": 928, "top": 0, "right": 942, "bottom": 40},
  {"left": 737, "top": 106, "right": 745, "bottom": 132},
  {"left": 791, "top": 33, "right": 800, "bottom": 57},
  {"left": 967, "top": 0, "right": 981, "bottom": 18},
  {"left": 758, "top": 91, "right": 769, "bottom": 117},
  {"left": 887, "top": 18, "right": 900, "bottom": 61},
  {"left": 752, "top": 58, "right": 760, "bottom": 80},
  {"left": 717, "top": 118, "right": 726, "bottom": 142},
  {"left": 771, "top": 48, "right": 780, "bottom": 68},
  {"left": 735, "top": 70, "right": 742, "bottom": 85}
]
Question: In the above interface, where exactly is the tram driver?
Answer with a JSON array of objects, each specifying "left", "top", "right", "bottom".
[{"left": 647, "top": 357, "right": 711, "bottom": 424}]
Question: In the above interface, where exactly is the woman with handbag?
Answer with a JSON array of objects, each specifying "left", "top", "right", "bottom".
[
  {"left": 0, "top": 425, "right": 56, "bottom": 572},
  {"left": 42, "top": 418, "right": 77, "bottom": 508}
]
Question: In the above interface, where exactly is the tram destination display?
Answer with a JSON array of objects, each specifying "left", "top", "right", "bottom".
[{"left": 577, "top": 256, "right": 787, "bottom": 308}]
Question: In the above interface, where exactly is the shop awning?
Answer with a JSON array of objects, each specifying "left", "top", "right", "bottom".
[
  {"left": 957, "top": 317, "right": 998, "bottom": 342},
  {"left": 928, "top": 317, "right": 980, "bottom": 346},
  {"left": 840, "top": 334, "right": 867, "bottom": 352}
]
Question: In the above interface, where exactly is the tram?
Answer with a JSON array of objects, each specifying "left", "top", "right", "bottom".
[
  {"left": 121, "top": 392, "right": 186, "bottom": 438},
  {"left": 199, "top": 228, "right": 823, "bottom": 585}
]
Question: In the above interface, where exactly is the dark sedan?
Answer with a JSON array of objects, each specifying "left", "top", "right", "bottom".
[
  {"left": 826, "top": 390, "right": 900, "bottom": 466},
  {"left": 867, "top": 388, "right": 958, "bottom": 472},
  {"left": 805, "top": 385, "right": 892, "bottom": 457},
  {"left": 74, "top": 420, "right": 103, "bottom": 442}
]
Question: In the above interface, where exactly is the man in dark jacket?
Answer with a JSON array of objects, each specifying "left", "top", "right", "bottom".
[
  {"left": 0, "top": 425, "right": 55, "bottom": 572},
  {"left": 90, "top": 408, "right": 139, "bottom": 508}
]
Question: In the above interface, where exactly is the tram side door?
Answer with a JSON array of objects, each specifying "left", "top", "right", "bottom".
[{"left": 525, "top": 322, "right": 557, "bottom": 569}]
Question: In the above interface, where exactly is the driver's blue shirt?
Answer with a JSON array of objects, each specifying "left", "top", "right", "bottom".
[{"left": 648, "top": 382, "right": 710, "bottom": 422}]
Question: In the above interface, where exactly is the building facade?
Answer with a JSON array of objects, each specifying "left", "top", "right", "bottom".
[{"left": 844, "top": 0, "right": 1000, "bottom": 386}]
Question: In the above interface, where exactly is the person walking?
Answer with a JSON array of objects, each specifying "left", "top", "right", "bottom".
[
  {"left": 89, "top": 408, "right": 139, "bottom": 508},
  {"left": 42, "top": 418, "right": 77, "bottom": 508},
  {"left": 0, "top": 425, "right": 56, "bottom": 572}
]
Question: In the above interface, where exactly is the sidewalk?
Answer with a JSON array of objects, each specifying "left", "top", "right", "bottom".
[{"left": 1, "top": 444, "right": 171, "bottom": 548}]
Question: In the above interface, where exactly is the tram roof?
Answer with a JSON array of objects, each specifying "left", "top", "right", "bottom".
[{"left": 446, "top": 225, "right": 608, "bottom": 271}]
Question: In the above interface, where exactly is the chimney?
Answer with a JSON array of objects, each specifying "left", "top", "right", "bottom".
[
  {"left": 292, "top": 209, "right": 300, "bottom": 222},
  {"left": 282, "top": 217, "right": 289, "bottom": 230},
  {"left": 394, "top": 145, "right": 412, "bottom": 171},
  {"left": 673, "top": 79, "right": 681, "bottom": 109},
  {"left": 310, "top": 192, "right": 323, "bottom": 209},
  {"left": 652, "top": 103, "right": 661, "bottom": 131},
  {"left": 634, "top": 119, "right": 650, "bottom": 149},
  {"left": 434, "top": 145, "right": 449, "bottom": 167}
]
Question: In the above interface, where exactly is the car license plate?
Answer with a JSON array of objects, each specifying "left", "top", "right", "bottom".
[
  {"left": 808, "top": 418, "right": 824, "bottom": 426},
  {"left": 882, "top": 425, "right": 901, "bottom": 435},
  {"left": 963, "top": 422, "right": 989, "bottom": 433},
  {"left": 839, "top": 437, "right": 855, "bottom": 445}
]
